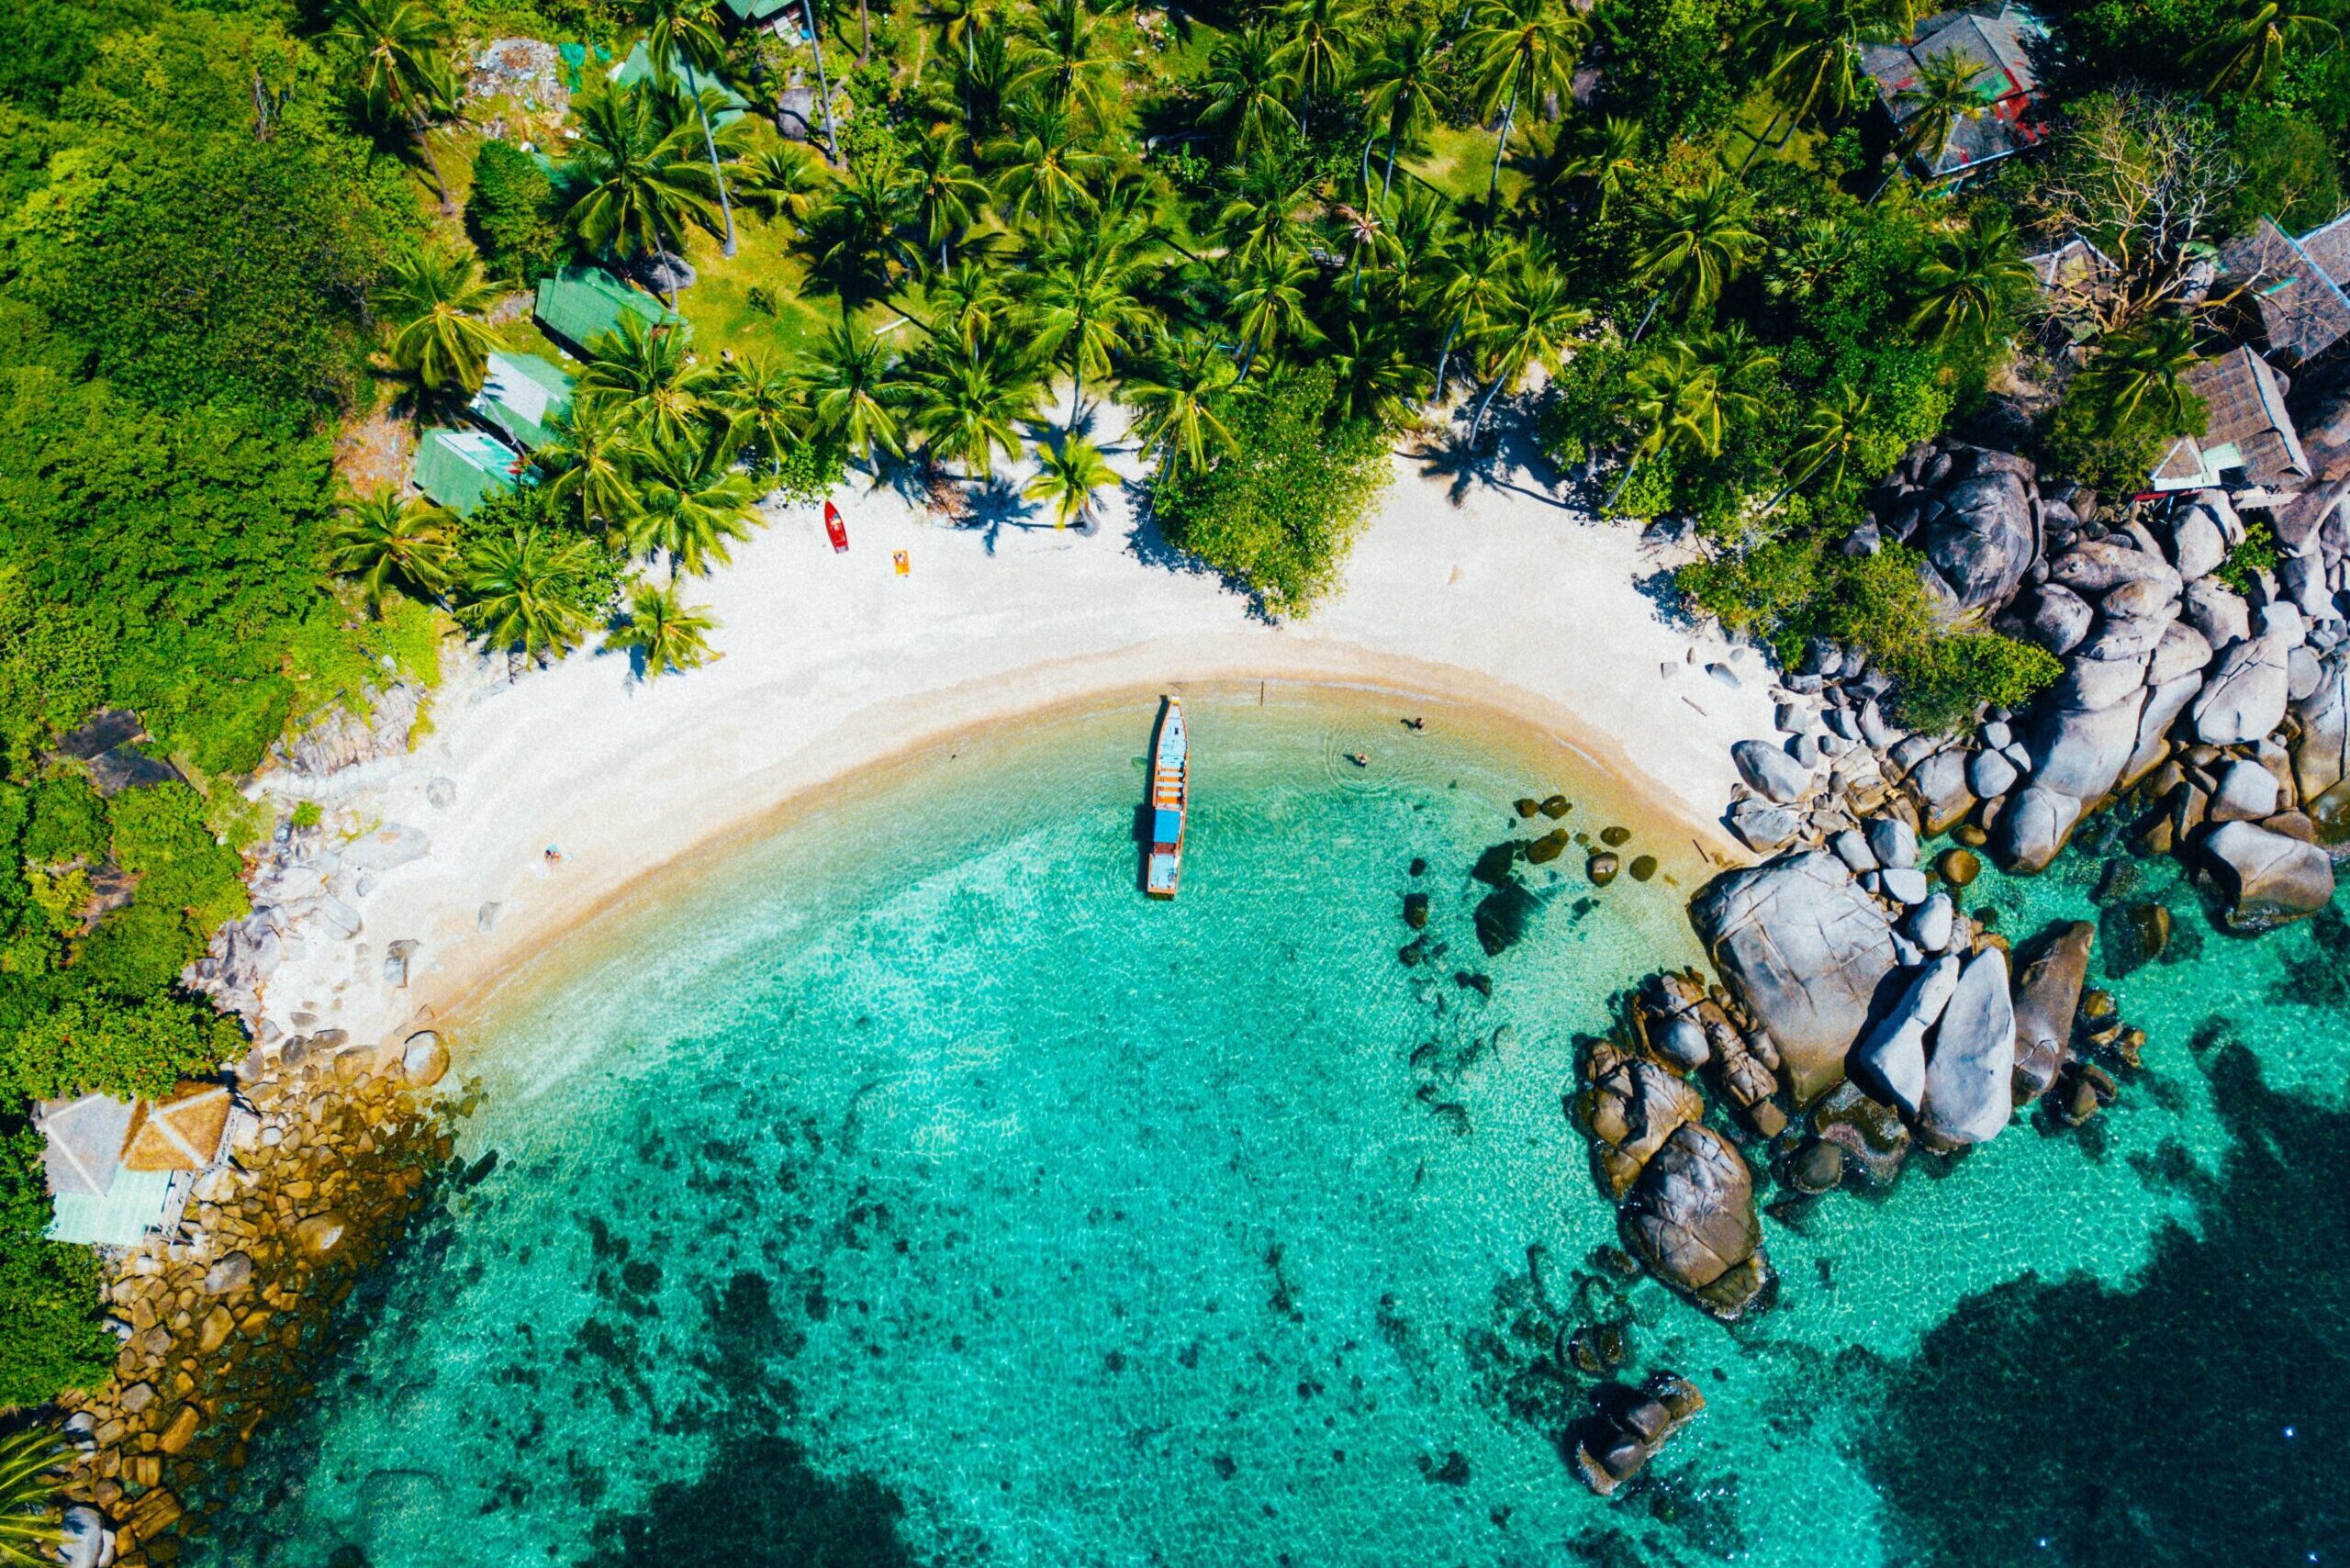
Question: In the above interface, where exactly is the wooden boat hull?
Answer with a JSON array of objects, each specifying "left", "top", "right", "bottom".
[{"left": 1146, "top": 697, "right": 1187, "bottom": 899}]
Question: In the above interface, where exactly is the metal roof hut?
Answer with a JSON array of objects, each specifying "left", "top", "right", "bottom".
[
  {"left": 533, "top": 264, "right": 678, "bottom": 356},
  {"left": 609, "top": 39, "right": 751, "bottom": 124},
  {"left": 1863, "top": 4, "right": 2053, "bottom": 183},
  {"left": 415, "top": 428, "right": 528, "bottom": 517},
  {"left": 472, "top": 352, "right": 576, "bottom": 451},
  {"left": 2150, "top": 346, "right": 2311, "bottom": 498},
  {"left": 2217, "top": 215, "right": 2350, "bottom": 366},
  {"left": 36, "top": 1085, "right": 234, "bottom": 1249},
  {"left": 722, "top": 0, "right": 800, "bottom": 23}
]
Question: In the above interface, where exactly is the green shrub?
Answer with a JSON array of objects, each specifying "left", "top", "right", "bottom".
[
  {"left": 1679, "top": 541, "right": 2062, "bottom": 732},
  {"left": 2, "top": 996, "right": 241, "bottom": 1103},
  {"left": 1150, "top": 366, "right": 1391, "bottom": 619},
  {"left": 2216, "top": 518, "right": 2279, "bottom": 595},
  {"left": 0, "top": 1235, "right": 114, "bottom": 1407},
  {"left": 23, "top": 777, "right": 106, "bottom": 868},
  {"left": 290, "top": 800, "right": 322, "bottom": 831},
  {"left": 466, "top": 140, "right": 567, "bottom": 286}
]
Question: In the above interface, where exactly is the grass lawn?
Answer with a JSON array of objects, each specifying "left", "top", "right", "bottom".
[
  {"left": 677, "top": 208, "right": 843, "bottom": 359},
  {"left": 1404, "top": 123, "right": 1533, "bottom": 207}
]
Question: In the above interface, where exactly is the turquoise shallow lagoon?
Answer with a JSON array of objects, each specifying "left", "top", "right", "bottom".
[{"left": 199, "top": 689, "right": 2350, "bottom": 1568}]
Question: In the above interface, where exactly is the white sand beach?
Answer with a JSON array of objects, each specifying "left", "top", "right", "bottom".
[{"left": 258, "top": 420, "right": 1778, "bottom": 1054}]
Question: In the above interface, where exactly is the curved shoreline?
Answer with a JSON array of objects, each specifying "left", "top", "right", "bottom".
[{"left": 249, "top": 454, "right": 1778, "bottom": 1065}]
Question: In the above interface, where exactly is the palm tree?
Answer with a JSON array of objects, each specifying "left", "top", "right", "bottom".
[
  {"left": 738, "top": 141, "right": 834, "bottom": 228},
  {"left": 799, "top": 320, "right": 905, "bottom": 462},
  {"left": 1203, "top": 24, "right": 1299, "bottom": 158},
  {"left": 1461, "top": 0, "right": 1588, "bottom": 203},
  {"left": 1740, "top": 0, "right": 1880, "bottom": 135},
  {"left": 628, "top": 435, "right": 762, "bottom": 574},
  {"left": 643, "top": 0, "right": 741, "bottom": 257},
  {"left": 1429, "top": 225, "right": 1519, "bottom": 398},
  {"left": 1030, "top": 229, "right": 1156, "bottom": 431},
  {"left": 1330, "top": 194, "right": 1397, "bottom": 297},
  {"left": 1380, "top": 184, "right": 1460, "bottom": 310},
  {"left": 326, "top": 489, "right": 459, "bottom": 608},
  {"left": 925, "top": 258, "right": 1017, "bottom": 349},
  {"left": 330, "top": 0, "right": 458, "bottom": 214},
  {"left": 713, "top": 350, "right": 811, "bottom": 477},
  {"left": 1228, "top": 248, "right": 1324, "bottom": 378},
  {"left": 1469, "top": 258, "right": 1588, "bottom": 440},
  {"left": 803, "top": 166, "right": 922, "bottom": 294},
  {"left": 378, "top": 244, "right": 500, "bottom": 397},
  {"left": 1908, "top": 209, "right": 2034, "bottom": 344},
  {"left": 1216, "top": 152, "right": 1316, "bottom": 266},
  {"left": 1360, "top": 25, "right": 1448, "bottom": 199},
  {"left": 801, "top": 0, "right": 842, "bottom": 161},
  {"left": 1777, "top": 380, "right": 1873, "bottom": 500},
  {"left": 1125, "top": 334, "right": 1243, "bottom": 476},
  {"left": 987, "top": 99, "right": 1112, "bottom": 232},
  {"left": 1605, "top": 338, "right": 1728, "bottom": 508},
  {"left": 537, "top": 402, "right": 643, "bottom": 529},
  {"left": 960, "top": 18, "right": 1017, "bottom": 139},
  {"left": 1278, "top": 0, "right": 1360, "bottom": 136},
  {"left": 578, "top": 315, "right": 719, "bottom": 448},
  {"left": 1015, "top": 0, "right": 1117, "bottom": 129},
  {"left": 2073, "top": 318, "right": 2204, "bottom": 431},
  {"left": 906, "top": 334, "right": 1047, "bottom": 479},
  {"left": 609, "top": 578, "right": 721, "bottom": 677},
  {"left": 1635, "top": 173, "right": 1762, "bottom": 314},
  {"left": 567, "top": 83, "right": 722, "bottom": 302},
  {"left": 459, "top": 528, "right": 602, "bottom": 660},
  {"left": 1550, "top": 115, "right": 1640, "bottom": 219},
  {"left": 899, "top": 128, "right": 990, "bottom": 266},
  {"left": 1884, "top": 50, "right": 1988, "bottom": 188},
  {"left": 0, "top": 1428, "right": 69, "bottom": 1568},
  {"left": 2192, "top": 0, "right": 2339, "bottom": 93},
  {"left": 1331, "top": 308, "right": 1421, "bottom": 426},
  {"left": 1024, "top": 435, "right": 1120, "bottom": 527}
]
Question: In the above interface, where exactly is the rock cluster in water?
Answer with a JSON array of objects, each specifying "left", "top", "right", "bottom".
[
  {"left": 1568, "top": 1371, "right": 1707, "bottom": 1496},
  {"left": 50, "top": 1036, "right": 463, "bottom": 1568}
]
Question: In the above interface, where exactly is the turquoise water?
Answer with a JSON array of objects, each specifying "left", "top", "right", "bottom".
[{"left": 199, "top": 690, "right": 2350, "bottom": 1568}]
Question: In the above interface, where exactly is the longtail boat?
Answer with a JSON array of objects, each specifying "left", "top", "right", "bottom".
[{"left": 1145, "top": 697, "right": 1187, "bottom": 900}]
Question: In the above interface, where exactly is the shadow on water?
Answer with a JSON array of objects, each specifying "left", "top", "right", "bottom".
[
  {"left": 1853, "top": 1038, "right": 2350, "bottom": 1568},
  {"left": 584, "top": 1433, "right": 919, "bottom": 1568}
]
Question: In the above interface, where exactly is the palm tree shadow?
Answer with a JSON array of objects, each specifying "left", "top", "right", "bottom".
[
  {"left": 1406, "top": 398, "right": 1579, "bottom": 512},
  {"left": 956, "top": 473, "right": 1051, "bottom": 554}
]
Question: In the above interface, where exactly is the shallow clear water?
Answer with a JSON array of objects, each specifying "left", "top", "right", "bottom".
[{"left": 200, "top": 690, "right": 2350, "bottom": 1568}]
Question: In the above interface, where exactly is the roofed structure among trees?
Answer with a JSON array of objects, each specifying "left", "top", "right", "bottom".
[
  {"left": 1863, "top": 4, "right": 2053, "bottom": 181},
  {"left": 414, "top": 427, "right": 528, "bottom": 517},
  {"left": 472, "top": 351, "right": 576, "bottom": 450},
  {"left": 532, "top": 264, "right": 678, "bottom": 356},
  {"left": 2149, "top": 345, "right": 2311, "bottom": 496},
  {"left": 2220, "top": 213, "right": 2350, "bottom": 365}
]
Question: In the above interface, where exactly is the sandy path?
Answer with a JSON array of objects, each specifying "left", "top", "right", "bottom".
[{"left": 261, "top": 417, "right": 1777, "bottom": 1052}]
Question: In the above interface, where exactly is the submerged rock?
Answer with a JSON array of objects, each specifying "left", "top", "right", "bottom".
[{"left": 1812, "top": 1081, "right": 1912, "bottom": 1184}]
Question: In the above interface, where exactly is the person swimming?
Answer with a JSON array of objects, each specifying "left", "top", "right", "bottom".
[
  {"left": 1347, "top": 751, "right": 1370, "bottom": 767},
  {"left": 1402, "top": 716, "right": 1426, "bottom": 732}
]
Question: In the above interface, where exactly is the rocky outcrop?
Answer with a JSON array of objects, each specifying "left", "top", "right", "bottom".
[
  {"left": 1570, "top": 1372, "right": 1707, "bottom": 1496},
  {"left": 1850, "top": 954, "right": 1960, "bottom": 1117},
  {"left": 1689, "top": 852, "right": 1898, "bottom": 1103},
  {"left": 1620, "top": 1122, "right": 1769, "bottom": 1317},
  {"left": 2190, "top": 633, "right": 2291, "bottom": 746},
  {"left": 1868, "top": 441, "right": 2042, "bottom": 617},
  {"left": 268, "top": 683, "right": 426, "bottom": 778},
  {"left": 2010, "top": 922, "right": 2093, "bottom": 1104},
  {"left": 1917, "top": 946, "right": 2016, "bottom": 1151},
  {"left": 2199, "top": 821, "right": 2336, "bottom": 928}
]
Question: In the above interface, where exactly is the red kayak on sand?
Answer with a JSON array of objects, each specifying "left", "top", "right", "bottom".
[{"left": 823, "top": 499, "right": 848, "bottom": 554}]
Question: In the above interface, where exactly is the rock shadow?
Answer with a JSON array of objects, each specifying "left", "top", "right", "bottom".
[{"left": 1852, "top": 1040, "right": 2350, "bottom": 1566}]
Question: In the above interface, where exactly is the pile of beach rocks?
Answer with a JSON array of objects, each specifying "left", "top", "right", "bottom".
[{"left": 52, "top": 1037, "right": 461, "bottom": 1568}]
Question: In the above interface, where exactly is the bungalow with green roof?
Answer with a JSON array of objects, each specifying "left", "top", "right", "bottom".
[
  {"left": 609, "top": 39, "right": 751, "bottom": 123},
  {"left": 534, "top": 264, "right": 679, "bottom": 355},
  {"left": 416, "top": 428, "right": 529, "bottom": 517},
  {"left": 722, "top": 0, "right": 800, "bottom": 21},
  {"left": 473, "top": 352, "right": 576, "bottom": 450}
]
